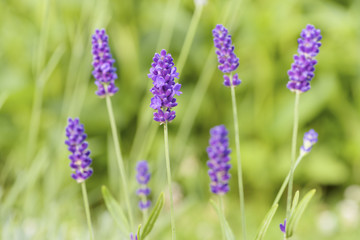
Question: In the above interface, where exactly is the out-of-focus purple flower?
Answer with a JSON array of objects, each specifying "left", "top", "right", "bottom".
[
  {"left": 65, "top": 118, "right": 93, "bottom": 183},
  {"left": 130, "top": 233, "right": 138, "bottom": 240},
  {"left": 300, "top": 129, "right": 318, "bottom": 156},
  {"left": 280, "top": 219, "right": 286, "bottom": 233},
  {"left": 206, "top": 125, "right": 232, "bottom": 195},
  {"left": 148, "top": 49, "right": 182, "bottom": 123},
  {"left": 223, "top": 73, "right": 241, "bottom": 87},
  {"left": 136, "top": 160, "right": 151, "bottom": 210},
  {"left": 91, "top": 29, "right": 119, "bottom": 97},
  {"left": 287, "top": 24, "right": 322, "bottom": 93}
]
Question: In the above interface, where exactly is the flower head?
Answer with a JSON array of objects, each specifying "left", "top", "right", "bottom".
[
  {"left": 148, "top": 49, "right": 182, "bottom": 123},
  {"left": 287, "top": 24, "right": 322, "bottom": 93},
  {"left": 136, "top": 160, "right": 151, "bottom": 210},
  {"left": 206, "top": 125, "right": 232, "bottom": 195},
  {"left": 65, "top": 118, "right": 93, "bottom": 183},
  {"left": 280, "top": 219, "right": 286, "bottom": 233},
  {"left": 91, "top": 29, "right": 119, "bottom": 97},
  {"left": 130, "top": 233, "right": 138, "bottom": 240},
  {"left": 300, "top": 129, "right": 318, "bottom": 156}
]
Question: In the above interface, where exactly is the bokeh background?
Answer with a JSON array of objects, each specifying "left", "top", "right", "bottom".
[{"left": 1, "top": 0, "right": 360, "bottom": 239}]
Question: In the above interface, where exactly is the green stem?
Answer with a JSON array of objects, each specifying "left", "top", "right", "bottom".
[
  {"left": 229, "top": 77, "right": 247, "bottom": 240},
  {"left": 164, "top": 121, "right": 176, "bottom": 240},
  {"left": 286, "top": 92, "right": 300, "bottom": 226},
  {"left": 81, "top": 182, "right": 94, "bottom": 240},
  {"left": 177, "top": 4, "right": 203, "bottom": 73},
  {"left": 273, "top": 155, "right": 303, "bottom": 205},
  {"left": 105, "top": 94, "right": 134, "bottom": 230},
  {"left": 219, "top": 196, "right": 226, "bottom": 240}
]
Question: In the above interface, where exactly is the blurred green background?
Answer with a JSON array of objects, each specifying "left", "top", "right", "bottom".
[{"left": 1, "top": 0, "right": 360, "bottom": 239}]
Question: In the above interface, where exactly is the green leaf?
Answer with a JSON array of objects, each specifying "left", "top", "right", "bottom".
[
  {"left": 137, "top": 224, "right": 142, "bottom": 240},
  {"left": 142, "top": 192, "right": 165, "bottom": 239},
  {"left": 286, "top": 189, "right": 316, "bottom": 237},
  {"left": 210, "top": 199, "right": 235, "bottom": 240},
  {"left": 254, "top": 204, "right": 278, "bottom": 240},
  {"left": 290, "top": 190, "right": 300, "bottom": 216},
  {"left": 101, "top": 185, "right": 130, "bottom": 235}
]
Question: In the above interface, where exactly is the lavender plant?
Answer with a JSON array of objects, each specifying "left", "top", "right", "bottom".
[
  {"left": 91, "top": 28, "right": 134, "bottom": 230},
  {"left": 136, "top": 160, "right": 151, "bottom": 220},
  {"left": 65, "top": 117, "right": 94, "bottom": 239},
  {"left": 148, "top": 49, "right": 182, "bottom": 240},
  {"left": 207, "top": 125, "right": 233, "bottom": 239},
  {"left": 212, "top": 24, "right": 246, "bottom": 240},
  {"left": 285, "top": 25, "right": 322, "bottom": 235}
]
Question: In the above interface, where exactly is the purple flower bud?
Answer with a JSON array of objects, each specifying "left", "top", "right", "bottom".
[
  {"left": 136, "top": 160, "right": 151, "bottom": 210},
  {"left": 91, "top": 29, "right": 119, "bottom": 97},
  {"left": 300, "top": 129, "right": 318, "bottom": 155},
  {"left": 280, "top": 219, "right": 286, "bottom": 233},
  {"left": 130, "top": 233, "right": 138, "bottom": 240},
  {"left": 148, "top": 49, "right": 182, "bottom": 123},
  {"left": 287, "top": 25, "right": 322, "bottom": 93},
  {"left": 206, "top": 125, "right": 232, "bottom": 195},
  {"left": 65, "top": 118, "right": 93, "bottom": 183}
]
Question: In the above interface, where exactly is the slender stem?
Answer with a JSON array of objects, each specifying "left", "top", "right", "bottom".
[
  {"left": 229, "top": 77, "right": 247, "bottom": 240},
  {"left": 105, "top": 94, "right": 134, "bottom": 230},
  {"left": 177, "top": 4, "right": 203, "bottom": 73},
  {"left": 81, "top": 182, "right": 94, "bottom": 240},
  {"left": 164, "top": 121, "right": 176, "bottom": 240},
  {"left": 273, "top": 155, "right": 303, "bottom": 205},
  {"left": 286, "top": 92, "right": 301, "bottom": 226},
  {"left": 219, "top": 196, "right": 226, "bottom": 240}
]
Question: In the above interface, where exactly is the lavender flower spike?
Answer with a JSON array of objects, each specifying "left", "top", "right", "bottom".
[
  {"left": 287, "top": 24, "right": 322, "bottom": 93},
  {"left": 91, "top": 29, "right": 119, "bottom": 97},
  {"left": 65, "top": 118, "right": 93, "bottom": 183},
  {"left": 212, "top": 24, "right": 241, "bottom": 87},
  {"left": 148, "top": 49, "right": 182, "bottom": 123},
  {"left": 130, "top": 233, "right": 138, "bottom": 240},
  {"left": 206, "top": 125, "right": 232, "bottom": 195},
  {"left": 300, "top": 129, "right": 318, "bottom": 156},
  {"left": 280, "top": 219, "right": 286, "bottom": 233},
  {"left": 136, "top": 160, "right": 151, "bottom": 210}
]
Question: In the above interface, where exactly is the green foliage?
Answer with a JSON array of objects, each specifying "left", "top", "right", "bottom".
[
  {"left": 286, "top": 189, "right": 316, "bottom": 238},
  {"left": 254, "top": 204, "right": 278, "bottom": 240},
  {"left": 141, "top": 192, "right": 165, "bottom": 239},
  {"left": 210, "top": 199, "right": 235, "bottom": 240},
  {"left": 102, "top": 185, "right": 130, "bottom": 236}
]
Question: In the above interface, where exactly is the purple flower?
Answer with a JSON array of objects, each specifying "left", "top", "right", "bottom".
[
  {"left": 130, "top": 233, "right": 138, "bottom": 240},
  {"left": 287, "top": 24, "right": 322, "bottom": 93},
  {"left": 136, "top": 160, "right": 151, "bottom": 210},
  {"left": 91, "top": 29, "right": 119, "bottom": 97},
  {"left": 206, "top": 125, "right": 232, "bottom": 195},
  {"left": 148, "top": 49, "right": 182, "bottom": 123},
  {"left": 300, "top": 129, "right": 318, "bottom": 155},
  {"left": 65, "top": 118, "right": 93, "bottom": 183},
  {"left": 280, "top": 219, "right": 286, "bottom": 233}
]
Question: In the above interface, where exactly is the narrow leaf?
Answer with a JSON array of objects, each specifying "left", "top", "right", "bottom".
[
  {"left": 137, "top": 224, "right": 142, "bottom": 240},
  {"left": 254, "top": 204, "right": 278, "bottom": 240},
  {"left": 142, "top": 192, "right": 165, "bottom": 239},
  {"left": 290, "top": 191, "right": 300, "bottom": 216},
  {"left": 101, "top": 185, "right": 130, "bottom": 235},
  {"left": 286, "top": 189, "right": 316, "bottom": 237},
  {"left": 210, "top": 199, "right": 235, "bottom": 240}
]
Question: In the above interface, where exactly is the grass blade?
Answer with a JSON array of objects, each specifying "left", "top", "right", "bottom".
[{"left": 141, "top": 192, "right": 165, "bottom": 239}]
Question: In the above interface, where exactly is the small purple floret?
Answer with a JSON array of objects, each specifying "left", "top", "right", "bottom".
[
  {"left": 300, "top": 129, "right": 318, "bottom": 155},
  {"left": 91, "top": 29, "right": 119, "bottom": 97},
  {"left": 65, "top": 118, "right": 93, "bottom": 183},
  {"left": 148, "top": 49, "right": 182, "bottom": 123},
  {"left": 280, "top": 219, "right": 286, "bottom": 233},
  {"left": 287, "top": 24, "right": 322, "bottom": 93},
  {"left": 136, "top": 160, "right": 151, "bottom": 210},
  {"left": 206, "top": 125, "right": 232, "bottom": 195},
  {"left": 130, "top": 233, "right": 138, "bottom": 240}
]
